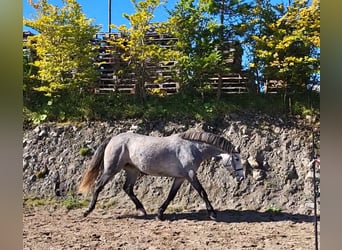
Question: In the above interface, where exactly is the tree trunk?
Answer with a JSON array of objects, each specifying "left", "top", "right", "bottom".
[
  {"left": 216, "top": 75, "right": 223, "bottom": 101},
  {"left": 135, "top": 63, "right": 146, "bottom": 103}
]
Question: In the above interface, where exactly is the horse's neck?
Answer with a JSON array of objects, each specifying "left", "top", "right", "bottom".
[{"left": 197, "top": 143, "right": 223, "bottom": 160}]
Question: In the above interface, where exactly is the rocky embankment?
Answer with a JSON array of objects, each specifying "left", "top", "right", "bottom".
[{"left": 23, "top": 113, "right": 320, "bottom": 215}]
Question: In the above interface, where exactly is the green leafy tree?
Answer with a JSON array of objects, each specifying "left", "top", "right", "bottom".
[
  {"left": 23, "top": 35, "right": 40, "bottom": 106},
  {"left": 211, "top": 0, "right": 252, "bottom": 99},
  {"left": 168, "top": 0, "right": 222, "bottom": 98},
  {"left": 24, "top": 0, "right": 100, "bottom": 118},
  {"left": 111, "top": 0, "right": 177, "bottom": 103},
  {"left": 243, "top": 0, "right": 284, "bottom": 89},
  {"left": 248, "top": 0, "right": 320, "bottom": 91}
]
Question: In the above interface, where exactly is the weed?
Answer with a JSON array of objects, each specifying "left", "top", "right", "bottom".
[
  {"left": 62, "top": 193, "right": 88, "bottom": 210},
  {"left": 265, "top": 206, "right": 282, "bottom": 213},
  {"left": 79, "top": 147, "right": 90, "bottom": 157},
  {"left": 166, "top": 205, "right": 186, "bottom": 213},
  {"left": 24, "top": 89, "right": 320, "bottom": 124},
  {"left": 24, "top": 194, "right": 88, "bottom": 210},
  {"left": 24, "top": 197, "right": 59, "bottom": 207}
]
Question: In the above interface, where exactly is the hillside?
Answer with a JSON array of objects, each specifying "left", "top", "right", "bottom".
[{"left": 23, "top": 112, "right": 320, "bottom": 216}]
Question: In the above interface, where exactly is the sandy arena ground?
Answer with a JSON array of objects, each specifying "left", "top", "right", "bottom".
[{"left": 23, "top": 206, "right": 320, "bottom": 250}]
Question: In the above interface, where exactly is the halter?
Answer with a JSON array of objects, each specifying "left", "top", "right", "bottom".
[{"left": 230, "top": 150, "right": 243, "bottom": 172}]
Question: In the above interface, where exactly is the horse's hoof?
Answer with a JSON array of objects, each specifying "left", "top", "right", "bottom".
[
  {"left": 83, "top": 211, "right": 89, "bottom": 217},
  {"left": 209, "top": 211, "right": 217, "bottom": 221},
  {"left": 156, "top": 213, "right": 165, "bottom": 221},
  {"left": 137, "top": 208, "right": 147, "bottom": 216}
]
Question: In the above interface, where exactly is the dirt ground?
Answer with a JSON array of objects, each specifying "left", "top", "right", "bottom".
[{"left": 23, "top": 206, "right": 320, "bottom": 250}]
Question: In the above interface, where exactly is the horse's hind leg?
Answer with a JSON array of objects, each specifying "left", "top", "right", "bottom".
[
  {"left": 123, "top": 166, "right": 146, "bottom": 216},
  {"left": 84, "top": 156, "right": 124, "bottom": 217},
  {"left": 157, "top": 177, "right": 185, "bottom": 220},
  {"left": 83, "top": 170, "right": 116, "bottom": 217},
  {"left": 186, "top": 174, "right": 216, "bottom": 220}
]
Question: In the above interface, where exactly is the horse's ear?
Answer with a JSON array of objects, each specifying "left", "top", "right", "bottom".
[
  {"left": 232, "top": 145, "right": 240, "bottom": 154},
  {"left": 212, "top": 155, "right": 222, "bottom": 162}
]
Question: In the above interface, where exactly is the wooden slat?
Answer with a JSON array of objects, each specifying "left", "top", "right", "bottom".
[{"left": 92, "top": 32, "right": 245, "bottom": 95}]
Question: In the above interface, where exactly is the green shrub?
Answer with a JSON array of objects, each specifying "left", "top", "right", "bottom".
[
  {"left": 79, "top": 147, "right": 90, "bottom": 156},
  {"left": 23, "top": 197, "right": 59, "bottom": 207},
  {"left": 23, "top": 88, "right": 319, "bottom": 124},
  {"left": 265, "top": 206, "right": 282, "bottom": 213},
  {"left": 62, "top": 193, "right": 88, "bottom": 210}
]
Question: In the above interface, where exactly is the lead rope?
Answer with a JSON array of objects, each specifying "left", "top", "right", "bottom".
[
  {"left": 311, "top": 128, "right": 319, "bottom": 250},
  {"left": 308, "top": 81, "right": 319, "bottom": 250}
]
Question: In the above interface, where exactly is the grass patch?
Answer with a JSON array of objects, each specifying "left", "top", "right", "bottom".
[
  {"left": 62, "top": 193, "right": 88, "bottom": 210},
  {"left": 24, "top": 194, "right": 89, "bottom": 211},
  {"left": 166, "top": 205, "right": 187, "bottom": 213},
  {"left": 265, "top": 206, "right": 282, "bottom": 213},
  {"left": 24, "top": 90, "right": 320, "bottom": 124},
  {"left": 24, "top": 196, "right": 59, "bottom": 207},
  {"left": 79, "top": 146, "right": 91, "bottom": 156}
]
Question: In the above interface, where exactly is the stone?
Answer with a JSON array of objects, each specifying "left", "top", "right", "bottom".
[
  {"left": 29, "top": 174, "right": 36, "bottom": 183},
  {"left": 48, "top": 157, "right": 56, "bottom": 163},
  {"left": 247, "top": 157, "right": 259, "bottom": 169},
  {"left": 273, "top": 126, "right": 282, "bottom": 134},
  {"left": 33, "top": 126, "right": 40, "bottom": 133},
  {"left": 38, "top": 129, "right": 48, "bottom": 137},
  {"left": 240, "top": 125, "right": 248, "bottom": 135},
  {"left": 229, "top": 113, "right": 239, "bottom": 120},
  {"left": 23, "top": 160, "right": 29, "bottom": 170},
  {"left": 252, "top": 169, "right": 266, "bottom": 181},
  {"left": 305, "top": 171, "right": 320, "bottom": 180},
  {"left": 50, "top": 131, "right": 59, "bottom": 137},
  {"left": 305, "top": 202, "right": 315, "bottom": 209},
  {"left": 130, "top": 124, "right": 139, "bottom": 131},
  {"left": 23, "top": 153, "right": 31, "bottom": 160},
  {"left": 286, "top": 165, "right": 298, "bottom": 180}
]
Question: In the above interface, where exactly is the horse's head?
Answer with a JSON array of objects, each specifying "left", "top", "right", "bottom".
[
  {"left": 231, "top": 151, "right": 244, "bottom": 182},
  {"left": 216, "top": 150, "right": 244, "bottom": 182}
]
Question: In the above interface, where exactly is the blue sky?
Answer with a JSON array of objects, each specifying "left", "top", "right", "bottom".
[
  {"left": 23, "top": 0, "right": 285, "bottom": 69},
  {"left": 23, "top": 0, "right": 284, "bottom": 33},
  {"left": 23, "top": 0, "right": 178, "bottom": 33}
]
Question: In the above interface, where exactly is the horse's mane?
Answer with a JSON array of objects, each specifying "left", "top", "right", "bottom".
[{"left": 178, "top": 131, "right": 234, "bottom": 152}]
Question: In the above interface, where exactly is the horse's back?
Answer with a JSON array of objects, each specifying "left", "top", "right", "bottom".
[
  {"left": 118, "top": 133, "right": 191, "bottom": 176},
  {"left": 103, "top": 132, "right": 199, "bottom": 177}
]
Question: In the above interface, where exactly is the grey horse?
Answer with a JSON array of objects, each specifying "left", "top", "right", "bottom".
[{"left": 78, "top": 131, "right": 244, "bottom": 220}]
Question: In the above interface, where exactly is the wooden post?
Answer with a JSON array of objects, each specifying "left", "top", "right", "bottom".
[{"left": 108, "top": 0, "right": 112, "bottom": 33}]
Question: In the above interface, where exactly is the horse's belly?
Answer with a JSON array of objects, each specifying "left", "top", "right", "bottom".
[
  {"left": 130, "top": 150, "right": 185, "bottom": 177},
  {"left": 137, "top": 161, "right": 184, "bottom": 178}
]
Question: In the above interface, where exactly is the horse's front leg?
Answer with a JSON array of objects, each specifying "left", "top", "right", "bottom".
[
  {"left": 186, "top": 174, "right": 216, "bottom": 220},
  {"left": 157, "top": 177, "right": 185, "bottom": 220}
]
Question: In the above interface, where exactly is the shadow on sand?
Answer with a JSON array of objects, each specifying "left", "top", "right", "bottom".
[{"left": 116, "top": 209, "right": 320, "bottom": 223}]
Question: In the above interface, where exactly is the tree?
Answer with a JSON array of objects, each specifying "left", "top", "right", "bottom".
[
  {"left": 211, "top": 0, "right": 252, "bottom": 99},
  {"left": 23, "top": 32, "right": 39, "bottom": 106},
  {"left": 111, "top": 0, "right": 176, "bottom": 103},
  {"left": 248, "top": 0, "right": 320, "bottom": 91},
  {"left": 243, "top": 0, "right": 284, "bottom": 90},
  {"left": 24, "top": 0, "right": 100, "bottom": 110},
  {"left": 168, "top": 0, "right": 222, "bottom": 99}
]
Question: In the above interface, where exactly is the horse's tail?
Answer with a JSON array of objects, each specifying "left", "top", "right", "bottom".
[{"left": 78, "top": 136, "right": 112, "bottom": 195}]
